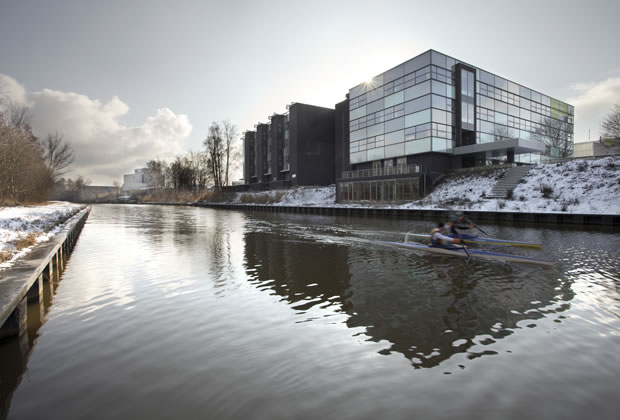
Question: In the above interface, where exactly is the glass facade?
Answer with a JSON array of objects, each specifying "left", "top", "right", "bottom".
[
  {"left": 338, "top": 178, "right": 420, "bottom": 202},
  {"left": 347, "top": 50, "right": 574, "bottom": 166}
]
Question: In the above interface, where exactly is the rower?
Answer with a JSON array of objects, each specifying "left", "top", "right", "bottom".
[
  {"left": 446, "top": 212, "right": 474, "bottom": 237},
  {"left": 430, "top": 223, "right": 463, "bottom": 248}
]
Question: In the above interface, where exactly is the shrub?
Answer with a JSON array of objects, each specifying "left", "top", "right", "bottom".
[
  {"left": 506, "top": 190, "right": 513, "bottom": 200},
  {"left": 541, "top": 184, "right": 553, "bottom": 198},
  {"left": 576, "top": 161, "right": 587, "bottom": 172},
  {"left": 498, "top": 200, "right": 506, "bottom": 209}
]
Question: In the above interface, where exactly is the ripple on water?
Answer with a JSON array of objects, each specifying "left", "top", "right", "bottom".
[{"left": 2, "top": 206, "right": 620, "bottom": 420}]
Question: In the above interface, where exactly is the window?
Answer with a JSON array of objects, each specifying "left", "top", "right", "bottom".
[
  {"left": 495, "top": 112, "right": 508, "bottom": 125},
  {"left": 405, "top": 94, "right": 431, "bottom": 114},
  {"left": 432, "top": 108, "right": 448, "bottom": 125},
  {"left": 385, "top": 129, "right": 404, "bottom": 145},
  {"left": 432, "top": 94, "right": 447, "bottom": 110},
  {"left": 405, "top": 138, "right": 431, "bottom": 154},
  {"left": 405, "top": 109, "right": 431, "bottom": 127},
  {"left": 385, "top": 143, "right": 405, "bottom": 158},
  {"left": 350, "top": 105, "right": 366, "bottom": 121},
  {"left": 385, "top": 91, "right": 404, "bottom": 108},
  {"left": 480, "top": 95, "right": 494, "bottom": 110},
  {"left": 404, "top": 80, "right": 431, "bottom": 101}
]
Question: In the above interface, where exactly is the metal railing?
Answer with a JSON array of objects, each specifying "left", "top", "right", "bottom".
[
  {"left": 341, "top": 164, "right": 425, "bottom": 179},
  {"left": 541, "top": 153, "right": 620, "bottom": 164}
]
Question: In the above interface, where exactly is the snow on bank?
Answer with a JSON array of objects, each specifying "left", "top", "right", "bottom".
[
  {"left": 230, "top": 186, "right": 336, "bottom": 207},
  {"left": 226, "top": 156, "right": 620, "bottom": 214},
  {"left": 0, "top": 202, "right": 83, "bottom": 270},
  {"left": 413, "top": 156, "right": 620, "bottom": 214}
]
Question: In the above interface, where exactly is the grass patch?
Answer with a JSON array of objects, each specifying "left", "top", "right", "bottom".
[
  {"left": 15, "top": 232, "right": 39, "bottom": 251},
  {"left": 0, "top": 250, "right": 12, "bottom": 263}
]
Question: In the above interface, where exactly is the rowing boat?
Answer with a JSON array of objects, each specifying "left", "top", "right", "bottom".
[
  {"left": 381, "top": 241, "right": 553, "bottom": 267},
  {"left": 404, "top": 233, "right": 542, "bottom": 248}
]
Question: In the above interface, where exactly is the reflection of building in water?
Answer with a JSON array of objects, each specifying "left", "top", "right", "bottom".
[
  {"left": 243, "top": 225, "right": 352, "bottom": 313},
  {"left": 243, "top": 217, "right": 574, "bottom": 368},
  {"left": 343, "top": 246, "right": 574, "bottom": 367}
]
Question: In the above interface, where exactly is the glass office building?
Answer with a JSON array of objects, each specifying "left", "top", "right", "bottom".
[{"left": 339, "top": 49, "right": 574, "bottom": 202}]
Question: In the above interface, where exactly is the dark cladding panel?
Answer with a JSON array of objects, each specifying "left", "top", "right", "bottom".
[
  {"left": 270, "top": 114, "right": 287, "bottom": 180},
  {"left": 243, "top": 131, "right": 256, "bottom": 184},
  {"left": 255, "top": 124, "right": 268, "bottom": 183},
  {"left": 289, "top": 103, "right": 335, "bottom": 186},
  {"left": 335, "top": 98, "right": 350, "bottom": 180}
]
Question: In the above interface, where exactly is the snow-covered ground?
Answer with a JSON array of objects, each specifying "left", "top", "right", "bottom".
[
  {"left": 226, "top": 156, "right": 620, "bottom": 214},
  {"left": 0, "top": 202, "right": 83, "bottom": 270}
]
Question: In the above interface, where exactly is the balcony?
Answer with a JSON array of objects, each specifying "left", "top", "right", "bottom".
[{"left": 341, "top": 164, "right": 425, "bottom": 180}]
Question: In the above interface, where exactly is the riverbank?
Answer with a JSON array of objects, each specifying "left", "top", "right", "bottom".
[
  {"left": 0, "top": 202, "right": 84, "bottom": 270},
  {"left": 217, "top": 156, "right": 620, "bottom": 215}
]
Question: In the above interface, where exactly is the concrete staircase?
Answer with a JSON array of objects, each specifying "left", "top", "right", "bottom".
[{"left": 487, "top": 165, "right": 533, "bottom": 199}]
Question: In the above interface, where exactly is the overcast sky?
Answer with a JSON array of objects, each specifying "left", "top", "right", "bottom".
[{"left": 1, "top": 0, "right": 619, "bottom": 184}]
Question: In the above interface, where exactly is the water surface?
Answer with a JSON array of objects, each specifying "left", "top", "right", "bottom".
[{"left": 1, "top": 204, "right": 619, "bottom": 419}]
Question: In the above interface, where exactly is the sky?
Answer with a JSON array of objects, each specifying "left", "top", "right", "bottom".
[{"left": 1, "top": 0, "right": 619, "bottom": 184}]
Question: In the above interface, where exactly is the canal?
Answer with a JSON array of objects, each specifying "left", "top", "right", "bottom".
[{"left": 1, "top": 204, "right": 619, "bottom": 419}]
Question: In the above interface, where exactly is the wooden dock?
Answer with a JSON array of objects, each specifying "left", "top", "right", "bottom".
[{"left": 0, "top": 207, "right": 90, "bottom": 339}]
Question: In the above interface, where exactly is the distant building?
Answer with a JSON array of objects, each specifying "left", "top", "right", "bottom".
[
  {"left": 243, "top": 103, "right": 335, "bottom": 187},
  {"left": 242, "top": 49, "right": 575, "bottom": 203},
  {"left": 573, "top": 138, "right": 620, "bottom": 157},
  {"left": 122, "top": 168, "right": 149, "bottom": 191}
]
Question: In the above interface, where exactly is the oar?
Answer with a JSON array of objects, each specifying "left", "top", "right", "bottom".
[
  {"left": 465, "top": 217, "right": 488, "bottom": 236},
  {"left": 459, "top": 236, "right": 471, "bottom": 260}
]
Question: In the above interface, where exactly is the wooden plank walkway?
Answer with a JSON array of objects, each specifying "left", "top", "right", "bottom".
[{"left": 0, "top": 207, "right": 90, "bottom": 337}]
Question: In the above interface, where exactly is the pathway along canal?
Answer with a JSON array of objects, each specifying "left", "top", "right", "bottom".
[{"left": 1, "top": 204, "right": 619, "bottom": 419}]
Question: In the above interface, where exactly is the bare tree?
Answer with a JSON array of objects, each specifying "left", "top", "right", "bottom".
[
  {"left": 204, "top": 122, "right": 224, "bottom": 189},
  {"left": 532, "top": 117, "right": 572, "bottom": 158},
  {"left": 601, "top": 103, "right": 620, "bottom": 139},
  {"left": 188, "top": 151, "right": 210, "bottom": 190},
  {"left": 146, "top": 159, "right": 168, "bottom": 189},
  {"left": 42, "top": 131, "right": 74, "bottom": 181},
  {"left": 0, "top": 106, "right": 54, "bottom": 203},
  {"left": 222, "top": 120, "right": 238, "bottom": 187}
]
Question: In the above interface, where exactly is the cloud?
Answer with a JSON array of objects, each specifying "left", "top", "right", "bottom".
[
  {"left": 567, "top": 76, "right": 620, "bottom": 141},
  {"left": 0, "top": 74, "right": 27, "bottom": 105},
  {"left": 1, "top": 74, "right": 192, "bottom": 184}
]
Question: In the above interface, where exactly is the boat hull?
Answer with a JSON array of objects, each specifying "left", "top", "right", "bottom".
[
  {"left": 405, "top": 233, "right": 543, "bottom": 248},
  {"left": 381, "top": 241, "right": 553, "bottom": 267}
]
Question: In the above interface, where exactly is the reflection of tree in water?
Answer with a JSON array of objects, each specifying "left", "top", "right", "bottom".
[{"left": 242, "top": 219, "right": 575, "bottom": 369}]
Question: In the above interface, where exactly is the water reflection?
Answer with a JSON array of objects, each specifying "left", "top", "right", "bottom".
[
  {"left": 2, "top": 205, "right": 618, "bottom": 420},
  {"left": 243, "top": 213, "right": 577, "bottom": 368},
  {"left": 0, "top": 263, "right": 62, "bottom": 418}
]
